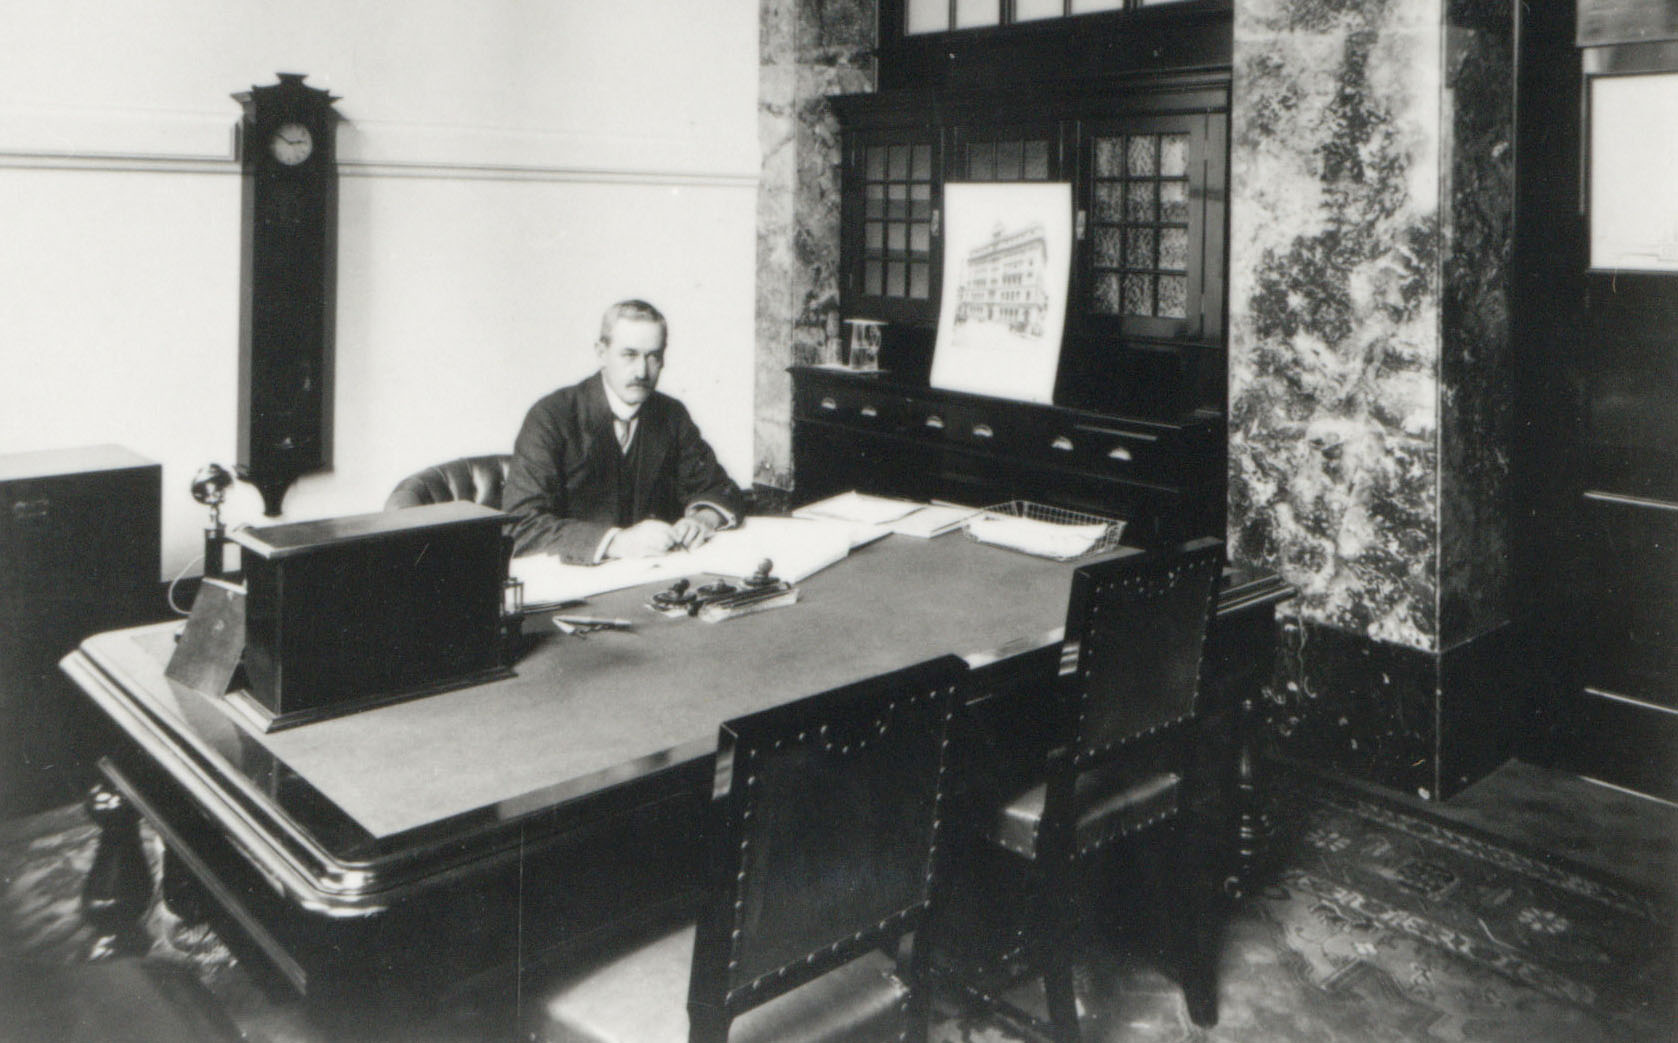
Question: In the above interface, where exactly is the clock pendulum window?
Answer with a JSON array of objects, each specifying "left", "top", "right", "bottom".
[{"left": 231, "top": 73, "right": 341, "bottom": 516}]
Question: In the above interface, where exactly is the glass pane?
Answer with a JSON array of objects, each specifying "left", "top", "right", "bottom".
[
  {"left": 888, "top": 262, "right": 907, "bottom": 296},
  {"left": 969, "top": 142, "right": 995, "bottom": 180},
  {"left": 910, "top": 183, "right": 932, "bottom": 219},
  {"left": 1024, "top": 141, "right": 1050, "bottom": 180},
  {"left": 1093, "top": 182, "right": 1125, "bottom": 222},
  {"left": 1159, "top": 181, "right": 1189, "bottom": 222},
  {"left": 866, "top": 261, "right": 883, "bottom": 295},
  {"left": 866, "top": 222, "right": 884, "bottom": 250},
  {"left": 888, "top": 223, "right": 907, "bottom": 252},
  {"left": 1094, "top": 138, "right": 1124, "bottom": 178},
  {"left": 1093, "top": 273, "right": 1123, "bottom": 314},
  {"left": 1093, "top": 226, "right": 1123, "bottom": 266},
  {"left": 910, "top": 223, "right": 930, "bottom": 253},
  {"left": 867, "top": 147, "right": 886, "bottom": 181},
  {"left": 1128, "top": 136, "right": 1157, "bottom": 177},
  {"left": 905, "top": 0, "right": 949, "bottom": 34},
  {"left": 1158, "top": 275, "right": 1188, "bottom": 318},
  {"left": 1071, "top": 0, "right": 1125, "bottom": 11},
  {"left": 1160, "top": 135, "right": 1188, "bottom": 178},
  {"left": 955, "top": 0, "right": 1002, "bottom": 29},
  {"left": 889, "top": 146, "right": 910, "bottom": 181},
  {"left": 1015, "top": 0, "right": 1065, "bottom": 21},
  {"left": 888, "top": 183, "right": 908, "bottom": 220},
  {"left": 1126, "top": 228, "right": 1156, "bottom": 269},
  {"left": 1159, "top": 227, "right": 1189, "bottom": 270},
  {"left": 1124, "top": 274, "right": 1152, "bottom": 315},
  {"left": 1126, "top": 182, "right": 1156, "bottom": 222},
  {"left": 1139, "top": 0, "right": 1195, "bottom": 6},
  {"left": 912, "top": 145, "right": 932, "bottom": 180},
  {"left": 910, "top": 262, "right": 930, "bottom": 299},
  {"left": 997, "top": 139, "right": 1023, "bottom": 180},
  {"left": 866, "top": 184, "right": 885, "bottom": 219}
]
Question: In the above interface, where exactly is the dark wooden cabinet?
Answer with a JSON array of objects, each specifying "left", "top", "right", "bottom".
[
  {"left": 832, "top": 74, "right": 1229, "bottom": 421},
  {"left": 792, "top": 366, "right": 1223, "bottom": 547},
  {"left": 1, "top": 445, "right": 160, "bottom": 817},
  {"left": 816, "top": 72, "right": 1230, "bottom": 542}
]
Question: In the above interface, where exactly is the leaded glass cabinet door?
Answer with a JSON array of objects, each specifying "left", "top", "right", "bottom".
[
  {"left": 1077, "top": 112, "right": 1224, "bottom": 343},
  {"left": 844, "top": 129, "right": 943, "bottom": 325}
]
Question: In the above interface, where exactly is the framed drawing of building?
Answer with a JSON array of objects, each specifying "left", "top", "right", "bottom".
[{"left": 930, "top": 181, "right": 1073, "bottom": 404}]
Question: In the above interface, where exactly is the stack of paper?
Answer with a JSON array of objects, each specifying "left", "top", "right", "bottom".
[
  {"left": 965, "top": 513, "right": 1112, "bottom": 560},
  {"left": 889, "top": 503, "right": 981, "bottom": 539},
  {"left": 794, "top": 490, "right": 981, "bottom": 541},
  {"left": 511, "top": 515, "right": 856, "bottom": 608},
  {"left": 792, "top": 490, "right": 921, "bottom": 526}
]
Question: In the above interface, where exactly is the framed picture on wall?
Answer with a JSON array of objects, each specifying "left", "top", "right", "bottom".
[{"left": 929, "top": 181, "right": 1073, "bottom": 404}]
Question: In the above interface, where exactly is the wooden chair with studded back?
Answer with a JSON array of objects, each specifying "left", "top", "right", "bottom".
[
  {"left": 383, "top": 454, "right": 512, "bottom": 510},
  {"left": 533, "top": 654, "right": 968, "bottom": 1043},
  {"left": 962, "top": 536, "right": 1225, "bottom": 1043}
]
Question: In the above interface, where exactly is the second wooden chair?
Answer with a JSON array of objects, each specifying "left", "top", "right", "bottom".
[{"left": 533, "top": 654, "right": 967, "bottom": 1043}]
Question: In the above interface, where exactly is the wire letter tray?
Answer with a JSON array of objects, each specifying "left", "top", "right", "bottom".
[{"left": 964, "top": 501, "right": 1127, "bottom": 561}]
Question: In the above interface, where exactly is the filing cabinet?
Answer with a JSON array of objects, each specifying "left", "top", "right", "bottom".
[{"left": 1, "top": 445, "right": 160, "bottom": 816}]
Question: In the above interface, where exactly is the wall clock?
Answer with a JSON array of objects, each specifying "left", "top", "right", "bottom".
[{"left": 232, "top": 73, "right": 340, "bottom": 516}]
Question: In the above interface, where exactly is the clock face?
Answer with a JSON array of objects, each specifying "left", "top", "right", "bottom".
[{"left": 269, "top": 122, "right": 314, "bottom": 166}]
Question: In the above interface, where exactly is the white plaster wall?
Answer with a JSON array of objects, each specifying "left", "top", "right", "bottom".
[{"left": 0, "top": 0, "right": 759, "bottom": 579}]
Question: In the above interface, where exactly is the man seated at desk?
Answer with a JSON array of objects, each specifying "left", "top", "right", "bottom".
[{"left": 504, "top": 299, "right": 743, "bottom": 564}]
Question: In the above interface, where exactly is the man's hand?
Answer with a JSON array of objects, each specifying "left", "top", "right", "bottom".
[
  {"left": 605, "top": 519, "right": 679, "bottom": 559},
  {"left": 671, "top": 509, "right": 722, "bottom": 550}
]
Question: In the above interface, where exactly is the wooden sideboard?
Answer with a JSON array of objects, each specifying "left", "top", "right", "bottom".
[{"left": 791, "top": 365, "right": 1224, "bottom": 547}]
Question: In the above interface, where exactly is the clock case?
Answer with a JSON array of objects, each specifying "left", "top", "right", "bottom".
[{"left": 233, "top": 73, "right": 340, "bottom": 516}]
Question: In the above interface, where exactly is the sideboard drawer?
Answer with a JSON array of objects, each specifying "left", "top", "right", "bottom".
[
  {"left": 1043, "top": 419, "right": 1182, "bottom": 484},
  {"left": 793, "top": 377, "right": 910, "bottom": 432}
]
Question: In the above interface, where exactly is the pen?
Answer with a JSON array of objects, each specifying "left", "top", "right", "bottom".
[{"left": 553, "top": 615, "right": 634, "bottom": 629}]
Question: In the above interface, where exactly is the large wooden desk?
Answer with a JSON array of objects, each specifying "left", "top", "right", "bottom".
[{"left": 62, "top": 533, "right": 1288, "bottom": 1014}]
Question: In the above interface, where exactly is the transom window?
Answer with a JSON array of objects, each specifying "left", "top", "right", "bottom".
[{"left": 905, "top": 0, "right": 1188, "bottom": 35}]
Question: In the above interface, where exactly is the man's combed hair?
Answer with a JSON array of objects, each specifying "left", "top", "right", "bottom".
[{"left": 599, "top": 299, "right": 667, "bottom": 346}]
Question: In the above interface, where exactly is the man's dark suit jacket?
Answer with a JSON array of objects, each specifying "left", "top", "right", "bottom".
[{"left": 504, "top": 373, "right": 742, "bottom": 563}]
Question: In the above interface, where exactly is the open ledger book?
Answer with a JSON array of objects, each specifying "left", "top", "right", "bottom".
[{"left": 511, "top": 515, "right": 856, "bottom": 609}]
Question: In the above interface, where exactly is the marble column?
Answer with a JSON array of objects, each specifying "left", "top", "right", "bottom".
[
  {"left": 754, "top": 0, "right": 876, "bottom": 496},
  {"left": 1229, "top": 0, "right": 1516, "bottom": 798}
]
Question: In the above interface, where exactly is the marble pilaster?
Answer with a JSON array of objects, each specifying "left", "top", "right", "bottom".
[
  {"left": 1230, "top": 0, "right": 1515, "bottom": 796},
  {"left": 754, "top": 0, "right": 875, "bottom": 491}
]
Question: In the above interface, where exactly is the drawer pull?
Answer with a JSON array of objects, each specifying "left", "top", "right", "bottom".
[
  {"left": 860, "top": 405, "right": 879, "bottom": 418},
  {"left": 1051, "top": 436, "right": 1075, "bottom": 452},
  {"left": 971, "top": 424, "right": 994, "bottom": 439},
  {"left": 1107, "top": 446, "right": 1133, "bottom": 462},
  {"left": 924, "top": 415, "right": 945, "bottom": 430},
  {"left": 819, "top": 397, "right": 838, "bottom": 411}
]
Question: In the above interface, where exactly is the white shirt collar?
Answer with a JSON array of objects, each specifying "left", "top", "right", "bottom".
[{"left": 600, "top": 379, "right": 642, "bottom": 422}]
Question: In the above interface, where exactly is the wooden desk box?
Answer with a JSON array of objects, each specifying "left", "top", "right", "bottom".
[{"left": 229, "top": 502, "right": 512, "bottom": 731}]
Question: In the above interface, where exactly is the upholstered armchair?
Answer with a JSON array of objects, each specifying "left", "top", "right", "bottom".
[{"left": 384, "top": 454, "right": 512, "bottom": 511}]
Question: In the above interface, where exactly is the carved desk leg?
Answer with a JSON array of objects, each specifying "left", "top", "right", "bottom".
[{"left": 81, "top": 781, "right": 154, "bottom": 960}]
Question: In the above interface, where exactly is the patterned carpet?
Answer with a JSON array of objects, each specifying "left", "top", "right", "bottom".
[{"left": 1, "top": 772, "right": 1672, "bottom": 1042}]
